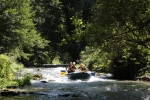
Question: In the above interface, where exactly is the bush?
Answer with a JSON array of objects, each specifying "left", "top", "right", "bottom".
[
  {"left": 79, "top": 46, "right": 110, "bottom": 72},
  {"left": 0, "top": 78, "right": 7, "bottom": 89},
  {"left": 110, "top": 48, "right": 149, "bottom": 80},
  {"left": 0, "top": 54, "right": 24, "bottom": 80},
  {"left": 15, "top": 73, "right": 32, "bottom": 87},
  {"left": 0, "top": 55, "right": 12, "bottom": 80},
  {"left": 22, "top": 73, "right": 32, "bottom": 85},
  {"left": 10, "top": 61, "right": 24, "bottom": 77},
  {"left": 0, "top": 54, "right": 31, "bottom": 89}
]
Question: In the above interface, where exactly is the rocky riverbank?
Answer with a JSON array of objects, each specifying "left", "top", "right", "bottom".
[{"left": 135, "top": 76, "right": 150, "bottom": 82}]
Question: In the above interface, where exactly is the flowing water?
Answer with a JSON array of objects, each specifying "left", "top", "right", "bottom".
[{"left": 1, "top": 67, "right": 150, "bottom": 100}]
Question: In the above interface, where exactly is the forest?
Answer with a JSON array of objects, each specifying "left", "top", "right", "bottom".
[{"left": 1, "top": 0, "right": 150, "bottom": 86}]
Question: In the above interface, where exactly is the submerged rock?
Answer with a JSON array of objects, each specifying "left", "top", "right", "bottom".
[
  {"left": 58, "top": 93, "right": 80, "bottom": 97},
  {"left": 41, "top": 80, "right": 49, "bottom": 83},
  {"left": 6, "top": 85, "right": 17, "bottom": 89},
  {"left": 40, "top": 79, "right": 56, "bottom": 83},
  {"left": 32, "top": 74, "right": 43, "bottom": 80},
  {"left": 38, "top": 68, "right": 41, "bottom": 71},
  {"left": 0, "top": 90, "right": 46, "bottom": 97},
  {"left": 0, "top": 91, "right": 19, "bottom": 96}
]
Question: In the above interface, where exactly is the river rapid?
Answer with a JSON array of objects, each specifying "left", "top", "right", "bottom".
[{"left": 1, "top": 67, "right": 150, "bottom": 100}]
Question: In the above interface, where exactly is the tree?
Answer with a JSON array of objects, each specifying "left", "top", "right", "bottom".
[
  {"left": 83, "top": 0, "right": 150, "bottom": 53},
  {"left": 73, "top": 0, "right": 150, "bottom": 79},
  {"left": 31, "top": 0, "right": 96, "bottom": 63},
  {"left": 59, "top": 0, "right": 96, "bottom": 62},
  {"left": 30, "top": 0, "right": 63, "bottom": 64},
  {"left": 0, "top": 0, "right": 48, "bottom": 61},
  {"left": 110, "top": 47, "right": 149, "bottom": 80}
]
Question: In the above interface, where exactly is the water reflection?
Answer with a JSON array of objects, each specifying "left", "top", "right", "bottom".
[{"left": 1, "top": 67, "right": 150, "bottom": 100}]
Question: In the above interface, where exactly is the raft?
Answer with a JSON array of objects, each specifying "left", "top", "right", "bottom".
[{"left": 66, "top": 72, "right": 91, "bottom": 80}]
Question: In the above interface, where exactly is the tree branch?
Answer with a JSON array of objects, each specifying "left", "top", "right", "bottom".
[{"left": 139, "top": 19, "right": 150, "bottom": 30}]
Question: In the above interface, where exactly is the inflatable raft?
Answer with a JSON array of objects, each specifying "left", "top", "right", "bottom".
[{"left": 66, "top": 72, "right": 92, "bottom": 80}]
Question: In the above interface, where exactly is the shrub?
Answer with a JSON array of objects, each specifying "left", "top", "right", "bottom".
[
  {"left": 0, "top": 78, "right": 7, "bottom": 89},
  {"left": 0, "top": 55, "right": 12, "bottom": 80},
  {"left": 10, "top": 61, "right": 24, "bottom": 77},
  {"left": 22, "top": 73, "right": 32, "bottom": 85},
  {"left": 15, "top": 73, "right": 32, "bottom": 87},
  {"left": 110, "top": 48, "right": 149, "bottom": 80},
  {"left": 80, "top": 46, "right": 110, "bottom": 72},
  {"left": 0, "top": 54, "right": 32, "bottom": 89}
]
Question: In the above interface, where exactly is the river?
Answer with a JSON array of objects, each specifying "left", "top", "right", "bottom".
[{"left": 1, "top": 67, "right": 150, "bottom": 100}]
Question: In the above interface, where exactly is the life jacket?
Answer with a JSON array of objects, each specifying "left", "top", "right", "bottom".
[
  {"left": 70, "top": 66, "right": 76, "bottom": 72},
  {"left": 81, "top": 67, "right": 87, "bottom": 72}
]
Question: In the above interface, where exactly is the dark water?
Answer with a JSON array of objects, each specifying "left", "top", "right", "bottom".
[{"left": 1, "top": 67, "right": 150, "bottom": 100}]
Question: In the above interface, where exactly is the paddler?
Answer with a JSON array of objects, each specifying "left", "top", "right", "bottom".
[
  {"left": 67, "top": 62, "right": 78, "bottom": 73},
  {"left": 66, "top": 62, "right": 73, "bottom": 71},
  {"left": 79, "top": 64, "right": 89, "bottom": 72}
]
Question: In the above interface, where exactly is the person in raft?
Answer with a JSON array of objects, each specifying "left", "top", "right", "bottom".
[
  {"left": 79, "top": 63, "right": 89, "bottom": 72},
  {"left": 67, "top": 62, "right": 78, "bottom": 73},
  {"left": 66, "top": 62, "right": 73, "bottom": 71}
]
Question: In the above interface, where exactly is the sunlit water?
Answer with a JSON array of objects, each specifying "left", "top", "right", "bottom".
[{"left": 1, "top": 67, "right": 150, "bottom": 100}]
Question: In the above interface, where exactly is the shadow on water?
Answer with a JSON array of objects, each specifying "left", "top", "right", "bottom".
[{"left": 1, "top": 67, "right": 150, "bottom": 100}]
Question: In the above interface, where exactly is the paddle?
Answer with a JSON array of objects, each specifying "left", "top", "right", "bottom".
[
  {"left": 61, "top": 70, "right": 66, "bottom": 75},
  {"left": 90, "top": 72, "right": 95, "bottom": 76}
]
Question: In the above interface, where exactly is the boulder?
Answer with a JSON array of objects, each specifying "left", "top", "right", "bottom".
[
  {"left": 135, "top": 76, "right": 150, "bottom": 82},
  {"left": 32, "top": 74, "right": 43, "bottom": 80}
]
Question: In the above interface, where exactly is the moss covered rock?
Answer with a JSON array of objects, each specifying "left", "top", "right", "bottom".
[{"left": 32, "top": 74, "right": 43, "bottom": 80}]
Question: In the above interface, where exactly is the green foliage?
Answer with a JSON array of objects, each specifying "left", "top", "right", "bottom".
[
  {"left": 0, "top": 78, "right": 7, "bottom": 89},
  {"left": 0, "top": 55, "right": 12, "bottom": 80},
  {"left": 52, "top": 55, "right": 62, "bottom": 64},
  {"left": 0, "top": 54, "right": 25, "bottom": 81},
  {"left": 0, "top": 0, "right": 48, "bottom": 63},
  {"left": 0, "top": 54, "right": 32, "bottom": 89},
  {"left": 59, "top": 52, "right": 73, "bottom": 64},
  {"left": 70, "top": 0, "right": 150, "bottom": 80},
  {"left": 7, "top": 81, "right": 18, "bottom": 87},
  {"left": 22, "top": 73, "right": 32, "bottom": 86},
  {"left": 30, "top": 0, "right": 62, "bottom": 64},
  {"left": 10, "top": 61, "right": 24, "bottom": 75},
  {"left": 110, "top": 48, "right": 149, "bottom": 80},
  {"left": 80, "top": 46, "right": 110, "bottom": 72},
  {"left": 14, "top": 73, "right": 32, "bottom": 87},
  {"left": 142, "top": 72, "right": 150, "bottom": 77},
  {"left": 79, "top": 0, "right": 150, "bottom": 55},
  {"left": 0, "top": 73, "right": 32, "bottom": 89},
  {"left": 57, "top": 0, "right": 96, "bottom": 62},
  {"left": 75, "top": 64, "right": 80, "bottom": 68}
]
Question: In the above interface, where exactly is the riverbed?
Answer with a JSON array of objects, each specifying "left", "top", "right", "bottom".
[{"left": 1, "top": 67, "right": 150, "bottom": 100}]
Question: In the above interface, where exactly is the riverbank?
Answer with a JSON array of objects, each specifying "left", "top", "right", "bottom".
[
  {"left": 132, "top": 72, "right": 150, "bottom": 82},
  {"left": 0, "top": 73, "right": 32, "bottom": 92},
  {"left": 96, "top": 72, "right": 150, "bottom": 83}
]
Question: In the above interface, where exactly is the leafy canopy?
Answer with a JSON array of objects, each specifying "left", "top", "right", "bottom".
[{"left": 83, "top": 0, "right": 150, "bottom": 53}]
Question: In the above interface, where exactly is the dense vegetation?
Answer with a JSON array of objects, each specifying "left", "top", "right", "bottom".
[
  {"left": 0, "top": 0, "right": 150, "bottom": 87},
  {"left": 0, "top": 55, "right": 32, "bottom": 89},
  {"left": 77, "top": 0, "right": 150, "bottom": 80}
]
